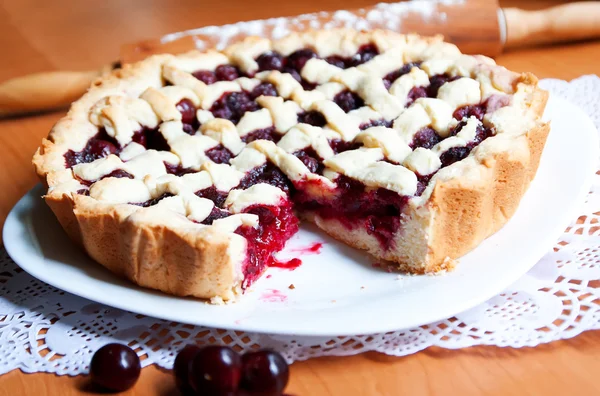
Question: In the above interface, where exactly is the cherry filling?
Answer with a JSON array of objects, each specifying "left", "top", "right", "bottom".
[
  {"left": 410, "top": 127, "right": 442, "bottom": 149},
  {"left": 201, "top": 207, "right": 231, "bottom": 225},
  {"left": 133, "top": 127, "right": 170, "bottom": 152},
  {"left": 295, "top": 175, "right": 409, "bottom": 249},
  {"left": 165, "top": 163, "right": 196, "bottom": 176},
  {"left": 238, "top": 161, "right": 294, "bottom": 194},
  {"left": 383, "top": 62, "right": 422, "bottom": 89},
  {"left": 76, "top": 169, "right": 134, "bottom": 186},
  {"left": 329, "top": 139, "right": 362, "bottom": 154},
  {"left": 333, "top": 90, "right": 364, "bottom": 113},
  {"left": 293, "top": 147, "right": 324, "bottom": 174},
  {"left": 256, "top": 52, "right": 284, "bottom": 72},
  {"left": 359, "top": 119, "right": 393, "bottom": 130},
  {"left": 192, "top": 64, "right": 243, "bottom": 84},
  {"left": 208, "top": 85, "right": 277, "bottom": 125},
  {"left": 254, "top": 44, "right": 379, "bottom": 92},
  {"left": 255, "top": 49, "right": 317, "bottom": 90},
  {"left": 250, "top": 82, "right": 278, "bottom": 99},
  {"left": 64, "top": 129, "right": 119, "bottom": 168},
  {"left": 241, "top": 127, "right": 280, "bottom": 144},
  {"left": 438, "top": 121, "right": 494, "bottom": 167},
  {"left": 453, "top": 104, "right": 486, "bottom": 121},
  {"left": 297, "top": 111, "right": 327, "bottom": 127},
  {"left": 134, "top": 193, "right": 174, "bottom": 207},
  {"left": 453, "top": 95, "right": 511, "bottom": 121},
  {"left": 205, "top": 145, "right": 234, "bottom": 164},
  {"left": 406, "top": 86, "right": 428, "bottom": 106},
  {"left": 427, "top": 74, "right": 461, "bottom": 98},
  {"left": 195, "top": 186, "right": 229, "bottom": 208},
  {"left": 235, "top": 201, "right": 298, "bottom": 288},
  {"left": 325, "top": 44, "right": 379, "bottom": 69},
  {"left": 210, "top": 91, "right": 260, "bottom": 124}
]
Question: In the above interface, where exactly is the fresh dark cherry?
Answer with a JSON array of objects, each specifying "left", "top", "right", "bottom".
[
  {"left": 189, "top": 346, "right": 242, "bottom": 395},
  {"left": 297, "top": 111, "right": 326, "bottom": 127},
  {"left": 251, "top": 82, "right": 278, "bottom": 99},
  {"left": 215, "top": 64, "right": 241, "bottom": 81},
  {"left": 240, "top": 349, "right": 289, "bottom": 396},
  {"left": 176, "top": 98, "right": 197, "bottom": 125},
  {"left": 174, "top": 345, "right": 201, "bottom": 395},
  {"left": 410, "top": 127, "right": 442, "bottom": 149},
  {"left": 333, "top": 90, "right": 364, "bottom": 113},
  {"left": 90, "top": 343, "right": 141, "bottom": 392},
  {"left": 256, "top": 52, "right": 284, "bottom": 71},
  {"left": 285, "top": 49, "right": 318, "bottom": 71},
  {"left": 192, "top": 70, "right": 218, "bottom": 85}
]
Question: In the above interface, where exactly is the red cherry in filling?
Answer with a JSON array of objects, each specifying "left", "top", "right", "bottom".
[
  {"left": 251, "top": 82, "right": 278, "bottom": 99},
  {"left": 193, "top": 70, "right": 218, "bottom": 85},
  {"left": 89, "top": 139, "right": 117, "bottom": 158},
  {"left": 256, "top": 52, "right": 284, "bottom": 71},
  {"left": 285, "top": 49, "right": 317, "bottom": 71},
  {"left": 333, "top": 90, "right": 364, "bottom": 113},
  {"left": 174, "top": 345, "right": 201, "bottom": 395},
  {"left": 176, "top": 98, "right": 197, "bottom": 125},
  {"left": 215, "top": 64, "right": 241, "bottom": 81},
  {"left": 90, "top": 343, "right": 141, "bottom": 392},
  {"left": 189, "top": 345, "right": 242, "bottom": 395},
  {"left": 240, "top": 349, "right": 289, "bottom": 396}
]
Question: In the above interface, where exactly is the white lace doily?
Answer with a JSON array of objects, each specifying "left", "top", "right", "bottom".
[{"left": 0, "top": 75, "right": 598, "bottom": 376}]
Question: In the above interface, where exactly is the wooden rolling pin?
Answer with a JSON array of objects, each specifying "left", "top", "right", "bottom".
[{"left": 1, "top": 1, "right": 599, "bottom": 117}]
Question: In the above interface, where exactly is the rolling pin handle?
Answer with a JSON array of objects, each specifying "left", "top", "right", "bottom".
[
  {"left": 0, "top": 64, "right": 115, "bottom": 118},
  {"left": 503, "top": 2, "right": 600, "bottom": 48}
]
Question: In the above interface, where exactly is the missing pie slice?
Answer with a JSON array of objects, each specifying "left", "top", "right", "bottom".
[{"left": 33, "top": 29, "right": 549, "bottom": 301}]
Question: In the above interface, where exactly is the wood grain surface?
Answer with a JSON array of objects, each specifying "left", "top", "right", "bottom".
[{"left": 1, "top": 0, "right": 599, "bottom": 395}]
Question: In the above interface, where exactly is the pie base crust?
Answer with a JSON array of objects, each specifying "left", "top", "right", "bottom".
[{"left": 33, "top": 30, "right": 550, "bottom": 301}]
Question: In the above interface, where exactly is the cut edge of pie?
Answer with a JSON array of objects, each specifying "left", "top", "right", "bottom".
[{"left": 32, "top": 29, "right": 549, "bottom": 302}]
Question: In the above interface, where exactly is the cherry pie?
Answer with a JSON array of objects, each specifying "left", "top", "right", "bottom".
[{"left": 33, "top": 29, "right": 549, "bottom": 301}]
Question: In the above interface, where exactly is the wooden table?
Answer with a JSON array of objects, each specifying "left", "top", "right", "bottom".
[{"left": 1, "top": 0, "right": 600, "bottom": 394}]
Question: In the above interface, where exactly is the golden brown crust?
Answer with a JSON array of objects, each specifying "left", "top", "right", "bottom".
[{"left": 70, "top": 195, "right": 246, "bottom": 299}]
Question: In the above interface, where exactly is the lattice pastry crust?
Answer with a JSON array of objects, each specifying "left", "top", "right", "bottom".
[{"left": 33, "top": 29, "right": 549, "bottom": 301}]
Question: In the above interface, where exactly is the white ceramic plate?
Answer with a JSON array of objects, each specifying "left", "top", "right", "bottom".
[{"left": 4, "top": 95, "right": 598, "bottom": 336}]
